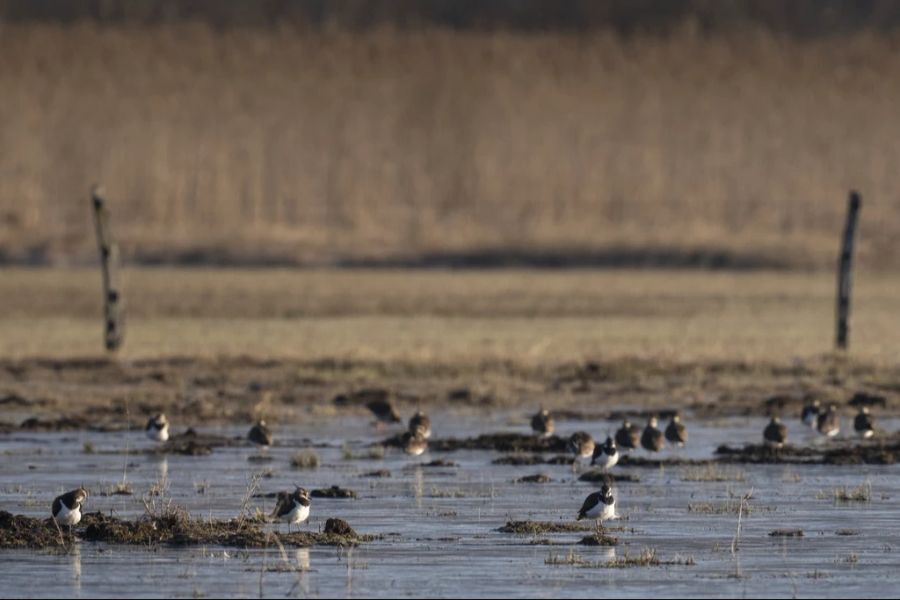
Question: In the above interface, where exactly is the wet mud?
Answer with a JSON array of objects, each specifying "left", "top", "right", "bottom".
[{"left": 0, "top": 511, "right": 371, "bottom": 550}]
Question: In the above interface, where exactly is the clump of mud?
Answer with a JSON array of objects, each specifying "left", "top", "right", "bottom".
[
  {"left": 497, "top": 521, "right": 594, "bottom": 534},
  {"left": 405, "top": 433, "right": 568, "bottom": 454},
  {"left": 618, "top": 456, "right": 716, "bottom": 468},
  {"left": 0, "top": 511, "right": 66, "bottom": 549},
  {"left": 419, "top": 459, "right": 458, "bottom": 468},
  {"left": 716, "top": 441, "right": 898, "bottom": 465},
  {"left": 0, "top": 511, "right": 371, "bottom": 549},
  {"left": 359, "top": 469, "right": 391, "bottom": 478},
  {"left": 310, "top": 486, "right": 357, "bottom": 499},
  {"left": 156, "top": 429, "right": 242, "bottom": 456},
  {"left": 492, "top": 454, "right": 570, "bottom": 466},
  {"left": 516, "top": 474, "right": 552, "bottom": 484},
  {"left": 579, "top": 471, "right": 640, "bottom": 483},
  {"left": 323, "top": 518, "right": 356, "bottom": 536},
  {"left": 578, "top": 533, "right": 618, "bottom": 546},
  {"left": 18, "top": 416, "right": 123, "bottom": 433},
  {"left": 769, "top": 529, "right": 804, "bottom": 537}
]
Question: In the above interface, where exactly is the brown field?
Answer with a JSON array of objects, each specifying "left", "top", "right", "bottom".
[
  {"left": 0, "top": 268, "right": 897, "bottom": 426},
  {"left": 2, "top": 24, "right": 900, "bottom": 269},
  {"left": 1, "top": 267, "right": 898, "bottom": 362}
]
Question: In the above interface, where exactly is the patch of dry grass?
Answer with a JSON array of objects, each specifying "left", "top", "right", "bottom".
[
  {"left": 289, "top": 451, "right": 320, "bottom": 470},
  {"left": 2, "top": 26, "right": 900, "bottom": 270},
  {"left": 818, "top": 482, "right": 872, "bottom": 503},
  {"left": 0, "top": 268, "right": 898, "bottom": 364},
  {"left": 681, "top": 465, "right": 746, "bottom": 482}
]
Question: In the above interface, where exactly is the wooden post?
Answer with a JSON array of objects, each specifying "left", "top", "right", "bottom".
[
  {"left": 91, "top": 185, "right": 124, "bottom": 352},
  {"left": 835, "top": 191, "right": 861, "bottom": 351}
]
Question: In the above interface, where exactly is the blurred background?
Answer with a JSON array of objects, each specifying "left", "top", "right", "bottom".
[{"left": 2, "top": 0, "right": 899, "bottom": 271}]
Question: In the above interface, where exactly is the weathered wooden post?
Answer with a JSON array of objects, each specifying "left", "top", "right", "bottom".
[
  {"left": 91, "top": 185, "right": 124, "bottom": 352},
  {"left": 835, "top": 191, "right": 861, "bottom": 351}
]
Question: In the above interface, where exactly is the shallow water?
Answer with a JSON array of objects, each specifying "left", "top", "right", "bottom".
[{"left": 2, "top": 413, "right": 899, "bottom": 598}]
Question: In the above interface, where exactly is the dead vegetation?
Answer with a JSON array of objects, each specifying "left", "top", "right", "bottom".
[
  {"left": 289, "top": 450, "right": 320, "bottom": 470},
  {"left": 544, "top": 547, "right": 693, "bottom": 568},
  {"left": 498, "top": 521, "right": 596, "bottom": 535},
  {"left": 818, "top": 482, "right": 872, "bottom": 503},
  {"left": 681, "top": 465, "right": 746, "bottom": 482},
  {"left": 4, "top": 25, "right": 900, "bottom": 271},
  {"left": 0, "top": 511, "right": 372, "bottom": 550}
]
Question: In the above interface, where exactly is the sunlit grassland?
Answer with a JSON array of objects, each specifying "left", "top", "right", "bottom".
[{"left": 0, "top": 268, "right": 896, "bottom": 364}]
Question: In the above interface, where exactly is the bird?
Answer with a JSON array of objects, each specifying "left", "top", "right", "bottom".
[
  {"left": 854, "top": 407, "right": 875, "bottom": 439},
  {"left": 248, "top": 419, "right": 273, "bottom": 448},
  {"left": 271, "top": 487, "right": 310, "bottom": 533},
  {"left": 531, "top": 408, "right": 555, "bottom": 438},
  {"left": 576, "top": 482, "right": 616, "bottom": 529},
  {"left": 366, "top": 398, "right": 401, "bottom": 430},
  {"left": 145, "top": 413, "right": 169, "bottom": 442},
  {"left": 592, "top": 436, "right": 619, "bottom": 471},
  {"left": 408, "top": 410, "right": 432, "bottom": 439},
  {"left": 816, "top": 405, "right": 840, "bottom": 437},
  {"left": 641, "top": 416, "right": 664, "bottom": 452},
  {"left": 801, "top": 399, "right": 821, "bottom": 429},
  {"left": 401, "top": 431, "right": 428, "bottom": 456},
  {"left": 568, "top": 431, "right": 595, "bottom": 465},
  {"left": 665, "top": 413, "right": 688, "bottom": 447},
  {"left": 614, "top": 419, "right": 639, "bottom": 450},
  {"left": 52, "top": 487, "right": 88, "bottom": 528},
  {"left": 763, "top": 416, "right": 788, "bottom": 448}
]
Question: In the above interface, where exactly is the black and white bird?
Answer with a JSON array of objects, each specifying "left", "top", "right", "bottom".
[
  {"left": 854, "top": 407, "right": 875, "bottom": 439},
  {"left": 366, "top": 398, "right": 401, "bottom": 430},
  {"left": 531, "top": 408, "right": 555, "bottom": 438},
  {"left": 52, "top": 487, "right": 88, "bottom": 527},
  {"left": 401, "top": 431, "right": 428, "bottom": 456},
  {"left": 408, "top": 410, "right": 432, "bottom": 439},
  {"left": 816, "top": 404, "right": 840, "bottom": 438},
  {"left": 614, "top": 419, "right": 639, "bottom": 450},
  {"left": 801, "top": 399, "right": 821, "bottom": 429},
  {"left": 271, "top": 487, "right": 311, "bottom": 533},
  {"left": 145, "top": 413, "right": 169, "bottom": 442},
  {"left": 665, "top": 413, "right": 688, "bottom": 447},
  {"left": 248, "top": 419, "right": 273, "bottom": 448},
  {"left": 641, "top": 416, "right": 664, "bottom": 452},
  {"left": 763, "top": 416, "right": 788, "bottom": 448},
  {"left": 568, "top": 431, "right": 595, "bottom": 467},
  {"left": 576, "top": 483, "right": 616, "bottom": 529},
  {"left": 592, "top": 436, "right": 619, "bottom": 471}
]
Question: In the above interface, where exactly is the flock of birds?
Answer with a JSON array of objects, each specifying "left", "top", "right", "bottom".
[{"left": 48, "top": 397, "right": 880, "bottom": 532}]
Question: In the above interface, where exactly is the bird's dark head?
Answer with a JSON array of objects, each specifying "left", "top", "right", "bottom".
[
  {"left": 600, "top": 484, "right": 613, "bottom": 499},
  {"left": 74, "top": 487, "right": 88, "bottom": 505},
  {"left": 294, "top": 487, "right": 309, "bottom": 500}
]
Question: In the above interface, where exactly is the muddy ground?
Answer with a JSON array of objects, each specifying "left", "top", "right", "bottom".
[
  {"left": 0, "top": 510, "right": 371, "bottom": 550},
  {"left": 1, "top": 356, "right": 897, "bottom": 431}
]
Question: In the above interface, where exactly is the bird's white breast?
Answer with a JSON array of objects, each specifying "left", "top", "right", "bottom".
[
  {"left": 583, "top": 500, "right": 616, "bottom": 521},
  {"left": 595, "top": 452, "right": 618, "bottom": 470},
  {"left": 283, "top": 503, "right": 310, "bottom": 525},
  {"left": 147, "top": 424, "right": 169, "bottom": 442},
  {"left": 55, "top": 504, "right": 82, "bottom": 526}
]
